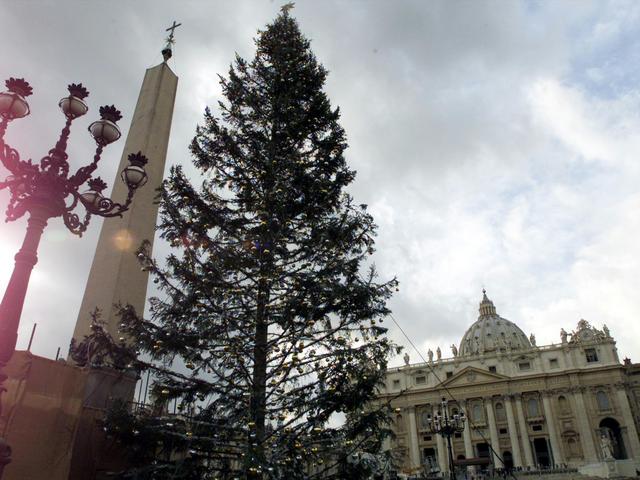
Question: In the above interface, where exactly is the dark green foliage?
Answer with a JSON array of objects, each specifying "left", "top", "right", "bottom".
[
  {"left": 69, "top": 308, "right": 136, "bottom": 369},
  {"left": 104, "top": 11, "right": 398, "bottom": 479}
]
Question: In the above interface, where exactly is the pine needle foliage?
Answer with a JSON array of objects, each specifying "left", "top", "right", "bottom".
[{"left": 104, "top": 11, "right": 399, "bottom": 479}]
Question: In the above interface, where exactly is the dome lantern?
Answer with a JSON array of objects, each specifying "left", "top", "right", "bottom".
[
  {"left": 479, "top": 289, "right": 497, "bottom": 316},
  {"left": 458, "top": 290, "right": 532, "bottom": 356}
]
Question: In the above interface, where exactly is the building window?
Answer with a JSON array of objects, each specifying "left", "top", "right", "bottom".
[
  {"left": 596, "top": 391, "right": 610, "bottom": 411},
  {"left": 488, "top": 366, "right": 497, "bottom": 373},
  {"left": 532, "top": 424, "right": 543, "bottom": 431},
  {"left": 558, "top": 395, "right": 570, "bottom": 414},
  {"left": 567, "top": 437, "right": 579, "bottom": 456},
  {"left": 421, "top": 410, "right": 431, "bottom": 428},
  {"left": 446, "top": 371, "right": 453, "bottom": 379},
  {"left": 423, "top": 447, "right": 437, "bottom": 466},
  {"left": 423, "top": 435, "right": 432, "bottom": 441},
  {"left": 549, "top": 358, "right": 559, "bottom": 368},
  {"left": 415, "top": 376, "right": 426, "bottom": 385},
  {"left": 527, "top": 398, "right": 540, "bottom": 417},
  {"left": 396, "top": 414, "right": 404, "bottom": 432},
  {"left": 585, "top": 348, "right": 599, "bottom": 363},
  {"left": 392, "top": 379, "right": 400, "bottom": 388},
  {"left": 454, "top": 432, "right": 462, "bottom": 438},
  {"left": 499, "top": 428, "right": 508, "bottom": 435},
  {"left": 519, "top": 361, "right": 531, "bottom": 371},
  {"left": 495, "top": 402, "right": 506, "bottom": 422},
  {"left": 473, "top": 404, "right": 484, "bottom": 422}
]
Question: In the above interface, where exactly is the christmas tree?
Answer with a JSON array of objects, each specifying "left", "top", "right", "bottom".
[{"left": 97, "top": 9, "right": 399, "bottom": 479}]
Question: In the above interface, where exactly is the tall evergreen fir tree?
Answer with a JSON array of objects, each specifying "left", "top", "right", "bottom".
[{"left": 100, "top": 10, "right": 399, "bottom": 479}]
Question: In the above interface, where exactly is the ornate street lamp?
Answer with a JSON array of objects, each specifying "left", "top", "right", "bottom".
[
  {"left": 425, "top": 397, "right": 466, "bottom": 480},
  {"left": 0, "top": 77, "right": 149, "bottom": 476}
]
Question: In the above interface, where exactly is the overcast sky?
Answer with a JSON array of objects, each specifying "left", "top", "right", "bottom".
[{"left": 1, "top": 0, "right": 640, "bottom": 367}]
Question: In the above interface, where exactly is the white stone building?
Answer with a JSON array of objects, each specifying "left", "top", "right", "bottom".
[{"left": 379, "top": 292, "right": 640, "bottom": 476}]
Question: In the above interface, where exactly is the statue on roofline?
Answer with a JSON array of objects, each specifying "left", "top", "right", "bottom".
[{"left": 560, "top": 328, "right": 568, "bottom": 344}]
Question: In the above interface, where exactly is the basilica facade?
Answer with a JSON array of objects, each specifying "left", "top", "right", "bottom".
[{"left": 379, "top": 292, "right": 640, "bottom": 476}]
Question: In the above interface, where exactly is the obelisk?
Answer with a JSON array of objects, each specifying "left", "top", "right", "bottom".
[{"left": 71, "top": 24, "right": 180, "bottom": 345}]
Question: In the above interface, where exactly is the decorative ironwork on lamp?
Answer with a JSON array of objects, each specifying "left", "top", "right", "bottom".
[
  {"left": 425, "top": 397, "right": 467, "bottom": 480},
  {"left": 0, "top": 77, "right": 149, "bottom": 478}
]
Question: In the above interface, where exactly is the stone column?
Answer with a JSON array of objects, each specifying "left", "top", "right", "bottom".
[
  {"left": 542, "top": 393, "right": 565, "bottom": 465},
  {"left": 572, "top": 388, "right": 598, "bottom": 462},
  {"left": 504, "top": 395, "right": 523, "bottom": 467},
  {"left": 436, "top": 432, "right": 448, "bottom": 473},
  {"left": 485, "top": 397, "right": 504, "bottom": 468},
  {"left": 462, "top": 401, "right": 474, "bottom": 459},
  {"left": 407, "top": 407, "right": 421, "bottom": 469},
  {"left": 462, "top": 402, "right": 475, "bottom": 476},
  {"left": 514, "top": 395, "right": 535, "bottom": 467},
  {"left": 615, "top": 387, "right": 640, "bottom": 459}
]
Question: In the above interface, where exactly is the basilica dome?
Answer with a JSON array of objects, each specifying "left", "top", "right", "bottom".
[{"left": 458, "top": 291, "right": 531, "bottom": 356}]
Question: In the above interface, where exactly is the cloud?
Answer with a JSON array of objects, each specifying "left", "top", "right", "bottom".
[
  {"left": 0, "top": 0, "right": 639, "bottom": 371},
  {"left": 528, "top": 77, "right": 640, "bottom": 170}
]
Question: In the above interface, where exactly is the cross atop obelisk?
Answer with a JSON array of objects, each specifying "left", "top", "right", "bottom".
[{"left": 162, "top": 21, "right": 182, "bottom": 62}]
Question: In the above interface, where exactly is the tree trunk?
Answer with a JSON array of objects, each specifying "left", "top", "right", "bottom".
[{"left": 250, "top": 276, "right": 269, "bottom": 474}]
